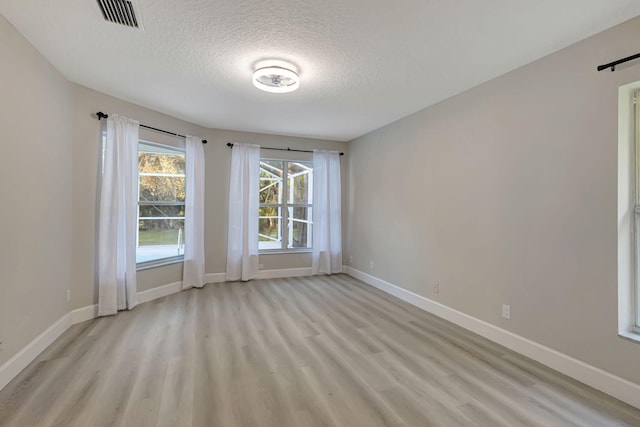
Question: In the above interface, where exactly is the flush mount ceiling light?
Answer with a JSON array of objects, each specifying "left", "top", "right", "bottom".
[{"left": 253, "top": 66, "right": 300, "bottom": 93}]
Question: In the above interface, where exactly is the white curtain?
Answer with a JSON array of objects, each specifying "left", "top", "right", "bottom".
[
  {"left": 312, "top": 150, "right": 343, "bottom": 275},
  {"left": 98, "top": 114, "right": 139, "bottom": 316},
  {"left": 226, "top": 143, "right": 260, "bottom": 281},
  {"left": 182, "top": 135, "right": 206, "bottom": 289}
]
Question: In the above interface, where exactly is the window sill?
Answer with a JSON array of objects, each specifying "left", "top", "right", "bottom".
[
  {"left": 259, "top": 249, "right": 312, "bottom": 255},
  {"left": 137, "top": 255, "right": 184, "bottom": 271},
  {"left": 618, "top": 330, "right": 640, "bottom": 344}
]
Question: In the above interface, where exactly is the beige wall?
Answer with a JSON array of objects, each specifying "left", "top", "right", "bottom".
[
  {"left": 71, "top": 85, "right": 347, "bottom": 308},
  {"left": 346, "top": 17, "right": 640, "bottom": 384},
  {"left": 0, "top": 16, "right": 73, "bottom": 367}
]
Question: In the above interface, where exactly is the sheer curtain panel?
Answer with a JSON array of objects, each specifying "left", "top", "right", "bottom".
[
  {"left": 226, "top": 143, "right": 260, "bottom": 281},
  {"left": 182, "top": 135, "right": 206, "bottom": 289},
  {"left": 312, "top": 150, "right": 343, "bottom": 275},
  {"left": 98, "top": 114, "right": 139, "bottom": 316}
]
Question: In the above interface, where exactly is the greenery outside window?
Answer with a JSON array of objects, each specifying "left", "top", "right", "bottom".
[
  {"left": 259, "top": 159, "right": 313, "bottom": 251},
  {"left": 137, "top": 141, "right": 186, "bottom": 266}
]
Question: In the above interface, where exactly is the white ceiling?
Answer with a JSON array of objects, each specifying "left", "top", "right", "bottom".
[{"left": 2, "top": 1, "right": 640, "bottom": 141}]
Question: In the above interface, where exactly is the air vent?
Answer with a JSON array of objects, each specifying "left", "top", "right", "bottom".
[{"left": 97, "top": 0, "right": 139, "bottom": 28}]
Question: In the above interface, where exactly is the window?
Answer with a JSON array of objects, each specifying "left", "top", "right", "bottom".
[
  {"left": 620, "top": 83, "right": 640, "bottom": 340},
  {"left": 633, "top": 89, "right": 640, "bottom": 332},
  {"left": 259, "top": 159, "right": 313, "bottom": 251},
  {"left": 137, "top": 141, "right": 186, "bottom": 265}
]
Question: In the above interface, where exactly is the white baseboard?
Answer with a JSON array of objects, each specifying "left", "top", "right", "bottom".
[
  {"left": 70, "top": 304, "right": 98, "bottom": 324},
  {"left": 257, "top": 267, "right": 313, "bottom": 279},
  {"left": 344, "top": 266, "right": 640, "bottom": 409},
  {"left": 0, "top": 313, "right": 72, "bottom": 392},
  {"left": 205, "top": 268, "right": 313, "bottom": 282},
  {"left": 137, "top": 281, "right": 182, "bottom": 304},
  {"left": 204, "top": 272, "right": 226, "bottom": 283}
]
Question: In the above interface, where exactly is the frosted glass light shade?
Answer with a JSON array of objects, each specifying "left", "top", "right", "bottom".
[{"left": 253, "top": 66, "right": 300, "bottom": 93}]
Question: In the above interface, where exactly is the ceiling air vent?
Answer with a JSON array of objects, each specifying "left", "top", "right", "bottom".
[{"left": 96, "top": 0, "right": 139, "bottom": 28}]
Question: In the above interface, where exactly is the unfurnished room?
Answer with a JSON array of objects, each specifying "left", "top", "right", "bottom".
[{"left": 1, "top": 1, "right": 640, "bottom": 426}]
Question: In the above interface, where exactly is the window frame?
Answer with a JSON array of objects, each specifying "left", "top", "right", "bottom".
[
  {"left": 259, "top": 158, "right": 313, "bottom": 253},
  {"left": 619, "top": 82, "right": 640, "bottom": 342},
  {"left": 136, "top": 140, "right": 186, "bottom": 269},
  {"left": 633, "top": 91, "right": 640, "bottom": 333}
]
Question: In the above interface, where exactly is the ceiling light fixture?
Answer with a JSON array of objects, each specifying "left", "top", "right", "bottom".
[{"left": 253, "top": 65, "right": 300, "bottom": 93}]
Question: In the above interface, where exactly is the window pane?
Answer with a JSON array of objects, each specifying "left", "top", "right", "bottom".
[
  {"left": 288, "top": 162, "right": 313, "bottom": 204},
  {"left": 139, "top": 176, "right": 185, "bottom": 202},
  {"left": 137, "top": 218, "right": 184, "bottom": 263},
  {"left": 288, "top": 207, "right": 312, "bottom": 249},
  {"left": 138, "top": 150, "right": 185, "bottom": 175},
  {"left": 260, "top": 160, "right": 283, "bottom": 204},
  {"left": 259, "top": 206, "right": 282, "bottom": 250},
  {"left": 636, "top": 209, "right": 640, "bottom": 328}
]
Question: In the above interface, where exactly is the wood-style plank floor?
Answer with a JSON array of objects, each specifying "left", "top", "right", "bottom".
[{"left": 1, "top": 274, "right": 640, "bottom": 426}]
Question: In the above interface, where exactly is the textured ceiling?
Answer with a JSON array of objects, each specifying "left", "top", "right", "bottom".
[{"left": 2, "top": 0, "right": 640, "bottom": 141}]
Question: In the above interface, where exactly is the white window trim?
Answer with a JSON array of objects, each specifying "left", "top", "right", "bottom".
[
  {"left": 618, "top": 82, "right": 640, "bottom": 342},
  {"left": 259, "top": 158, "right": 313, "bottom": 253}
]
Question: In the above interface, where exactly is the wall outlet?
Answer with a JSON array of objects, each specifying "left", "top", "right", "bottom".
[
  {"left": 369, "top": 260, "right": 374, "bottom": 271},
  {"left": 66, "top": 290, "right": 71, "bottom": 303},
  {"left": 502, "top": 304, "right": 511, "bottom": 320},
  {"left": 434, "top": 283, "right": 439, "bottom": 294},
  {"left": 349, "top": 255, "right": 353, "bottom": 264}
]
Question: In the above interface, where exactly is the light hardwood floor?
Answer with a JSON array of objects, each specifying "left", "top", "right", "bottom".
[{"left": 1, "top": 274, "right": 640, "bottom": 426}]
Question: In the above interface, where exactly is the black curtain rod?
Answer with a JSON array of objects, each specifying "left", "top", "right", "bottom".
[
  {"left": 597, "top": 52, "right": 640, "bottom": 72},
  {"left": 96, "top": 112, "right": 207, "bottom": 144},
  {"left": 226, "top": 142, "right": 343, "bottom": 155}
]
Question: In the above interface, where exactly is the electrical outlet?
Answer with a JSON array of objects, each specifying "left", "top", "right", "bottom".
[
  {"left": 434, "top": 283, "right": 439, "bottom": 294},
  {"left": 369, "top": 261, "right": 374, "bottom": 271},
  {"left": 502, "top": 304, "right": 511, "bottom": 320},
  {"left": 349, "top": 255, "right": 353, "bottom": 264},
  {"left": 66, "top": 290, "right": 71, "bottom": 303}
]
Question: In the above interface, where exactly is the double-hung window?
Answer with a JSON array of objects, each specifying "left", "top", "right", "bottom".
[
  {"left": 618, "top": 83, "right": 640, "bottom": 340},
  {"left": 633, "top": 90, "right": 640, "bottom": 332},
  {"left": 259, "top": 159, "right": 313, "bottom": 251},
  {"left": 137, "top": 141, "right": 186, "bottom": 265}
]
